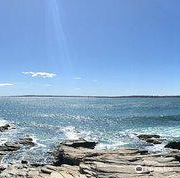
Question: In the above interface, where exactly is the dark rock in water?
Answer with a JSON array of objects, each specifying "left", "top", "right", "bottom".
[
  {"left": 61, "top": 139, "right": 97, "bottom": 149},
  {"left": 4, "top": 142, "right": 19, "bottom": 148},
  {"left": 18, "top": 137, "right": 35, "bottom": 147},
  {"left": 138, "top": 134, "right": 163, "bottom": 144},
  {"left": 0, "top": 142, "right": 20, "bottom": 151},
  {"left": 0, "top": 137, "right": 34, "bottom": 153},
  {"left": 0, "top": 124, "right": 10, "bottom": 132},
  {"left": 21, "top": 160, "right": 28, "bottom": 164},
  {"left": 0, "top": 166, "right": 5, "bottom": 172},
  {"left": 22, "top": 137, "right": 33, "bottom": 142},
  {"left": 165, "top": 141, "right": 180, "bottom": 150},
  {"left": 145, "top": 138, "right": 163, "bottom": 144},
  {"left": 138, "top": 134, "right": 160, "bottom": 140}
]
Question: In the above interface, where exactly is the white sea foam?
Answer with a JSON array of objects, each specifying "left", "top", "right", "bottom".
[
  {"left": 62, "top": 126, "right": 81, "bottom": 140},
  {"left": 0, "top": 119, "right": 8, "bottom": 126},
  {"left": 146, "top": 143, "right": 168, "bottom": 154},
  {"left": 62, "top": 126, "right": 95, "bottom": 141},
  {"left": 0, "top": 119, "right": 14, "bottom": 145},
  {"left": 0, "top": 138, "right": 8, "bottom": 146},
  {"left": 128, "top": 126, "right": 180, "bottom": 140},
  {"left": 28, "top": 135, "right": 47, "bottom": 149},
  {"left": 96, "top": 141, "right": 127, "bottom": 150}
]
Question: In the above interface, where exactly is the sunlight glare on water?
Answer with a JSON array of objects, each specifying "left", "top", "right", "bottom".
[{"left": 1, "top": 97, "right": 180, "bottom": 163}]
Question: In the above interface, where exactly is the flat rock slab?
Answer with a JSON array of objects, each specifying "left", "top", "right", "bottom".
[
  {"left": 52, "top": 140, "right": 180, "bottom": 178},
  {"left": 51, "top": 171, "right": 64, "bottom": 178}
]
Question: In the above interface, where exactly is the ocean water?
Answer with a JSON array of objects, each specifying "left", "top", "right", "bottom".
[{"left": 0, "top": 97, "right": 180, "bottom": 164}]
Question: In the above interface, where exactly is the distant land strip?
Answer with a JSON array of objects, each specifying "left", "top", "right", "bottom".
[{"left": 3, "top": 95, "right": 180, "bottom": 98}]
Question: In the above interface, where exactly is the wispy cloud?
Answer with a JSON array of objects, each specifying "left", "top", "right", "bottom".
[
  {"left": 45, "top": 84, "right": 52, "bottom": 87},
  {"left": 93, "top": 79, "right": 98, "bottom": 82},
  {"left": 74, "top": 77, "right": 82, "bottom": 80},
  {"left": 22, "top": 72, "right": 56, "bottom": 78},
  {"left": 0, "top": 83, "right": 13, "bottom": 87},
  {"left": 75, "top": 88, "right": 81, "bottom": 90}
]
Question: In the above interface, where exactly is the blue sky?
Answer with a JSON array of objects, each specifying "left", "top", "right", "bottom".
[{"left": 0, "top": 0, "right": 180, "bottom": 96}]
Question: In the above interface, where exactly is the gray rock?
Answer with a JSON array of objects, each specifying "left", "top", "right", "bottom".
[
  {"left": 1, "top": 139, "right": 180, "bottom": 177},
  {"left": 41, "top": 167, "right": 53, "bottom": 174},
  {"left": 50, "top": 171, "right": 64, "bottom": 178},
  {"left": 27, "top": 170, "right": 40, "bottom": 177},
  {"left": 53, "top": 145, "right": 93, "bottom": 166},
  {"left": 53, "top": 139, "right": 98, "bottom": 166}
]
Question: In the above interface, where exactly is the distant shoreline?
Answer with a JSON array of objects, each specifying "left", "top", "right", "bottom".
[{"left": 2, "top": 95, "right": 180, "bottom": 98}]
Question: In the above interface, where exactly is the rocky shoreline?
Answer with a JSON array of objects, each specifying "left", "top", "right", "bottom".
[{"left": 0, "top": 124, "right": 180, "bottom": 177}]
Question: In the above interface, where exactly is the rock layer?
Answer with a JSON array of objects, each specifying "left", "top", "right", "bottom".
[
  {"left": 0, "top": 139, "right": 180, "bottom": 177},
  {"left": 52, "top": 139, "right": 180, "bottom": 178}
]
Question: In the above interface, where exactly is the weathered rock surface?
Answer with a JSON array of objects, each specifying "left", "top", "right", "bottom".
[
  {"left": 0, "top": 164, "right": 88, "bottom": 178},
  {"left": 52, "top": 139, "right": 180, "bottom": 178},
  {"left": 53, "top": 139, "right": 98, "bottom": 166},
  {"left": 138, "top": 134, "right": 164, "bottom": 144},
  {"left": 1, "top": 139, "right": 180, "bottom": 177}
]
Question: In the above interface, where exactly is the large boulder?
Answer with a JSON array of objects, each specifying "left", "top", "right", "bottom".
[
  {"left": 165, "top": 141, "right": 180, "bottom": 150},
  {"left": 53, "top": 145, "right": 101, "bottom": 166},
  {"left": 53, "top": 139, "right": 98, "bottom": 166}
]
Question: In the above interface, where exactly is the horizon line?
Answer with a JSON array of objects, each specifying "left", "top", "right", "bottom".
[{"left": 2, "top": 95, "right": 180, "bottom": 98}]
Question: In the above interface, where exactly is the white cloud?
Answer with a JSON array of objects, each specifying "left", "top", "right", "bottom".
[
  {"left": 22, "top": 72, "right": 56, "bottom": 78},
  {"left": 93, "top": 79, "right": 98, "bottom": 82},
  {"left": 0, "top": 83, "right": 13, "bottom": 87},
  {"left": 74, "top": 77, "right": 82, "bottom": 80}
]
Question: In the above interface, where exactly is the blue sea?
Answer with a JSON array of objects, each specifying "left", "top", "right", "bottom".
[{"left": 0, "top": 97, "right": 180, "bottom": 164}]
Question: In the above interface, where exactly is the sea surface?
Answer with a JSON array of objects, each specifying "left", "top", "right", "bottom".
[{"left": 0, "top": 97, "right": 180, "bottom": 164}]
